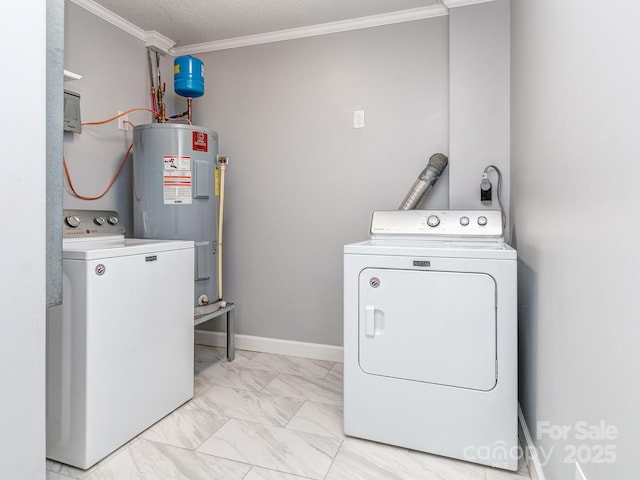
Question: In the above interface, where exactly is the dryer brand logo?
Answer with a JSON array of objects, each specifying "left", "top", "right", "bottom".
[
  {"left": 95, "top": 264, "right": 106, "bottom": 276},
  {"left": 369, "top": 277, "right": 380, "bottom": 288},
  {"left": 192, "top": 131, "right": 208, "bottom": 152},
  {"left": 413, "top": 260, "right": 431, "bottom": 267}
]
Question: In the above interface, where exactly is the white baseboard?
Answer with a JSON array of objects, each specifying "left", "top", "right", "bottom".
[
  {"left": 518, "top": 403, "right": 547, "bottom": 480},
  {"left": 194, "top": 330, "right": 344, "bottom": 363}
]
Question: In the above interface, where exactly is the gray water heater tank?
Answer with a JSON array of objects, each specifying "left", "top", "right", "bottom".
[{"left": 133, "top": 123, "right": 219, "bottom": 309}]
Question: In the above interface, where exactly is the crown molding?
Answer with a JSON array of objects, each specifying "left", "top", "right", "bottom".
[
  {"left": 171, "top": 5, "right": 448, "bottom": 55},
  {"left": 144, "top": 30, "right": 176, "bottom": 54},
  {"left": 70, "top": 0, "right": 145, "bottom": 41},
  {"left": 72, "top": 0, "right": 448, "bottom": 56},
  {"left": 441, "top": 0, "right": 495, "bottom": 8},
  {"left": 71, "top": 0, "right": 176, "bottom": 53}
]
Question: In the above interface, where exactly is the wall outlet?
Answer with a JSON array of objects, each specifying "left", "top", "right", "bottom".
[
  {"left": 575, "top": 462, "right": 587, "bottom": 480},
  {"left": 117, "top": 110, "right": 129, "bottom": 131}
]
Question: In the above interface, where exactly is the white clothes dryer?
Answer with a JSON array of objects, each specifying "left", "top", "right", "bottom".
[
  {"left": 343, "top": 210, "right": 517, "bottom": 471},
  {"left": 46, "top": 210, "right": 195, "bottom": 469}
]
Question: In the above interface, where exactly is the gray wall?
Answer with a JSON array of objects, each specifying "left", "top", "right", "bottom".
[
  {"left": 63, "top": 0, "right": 173, "bottom": 233},
  {"left": 511, "top": 1, "right": 640, "bottom": 479},
  {"left": 449, "top": 0, "right": 510, "bottom": 225},
  {"left": 61, "top": 6, "right": 451, "bottom": 349},
  {"left": 194, "top": 18, "right": 450, "bottom": 346},
  {"left": 0, "top": 2, "right": 48, "bottom": 478}
]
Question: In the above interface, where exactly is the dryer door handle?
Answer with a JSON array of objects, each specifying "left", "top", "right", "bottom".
[{"left": 365, "top": 305, "right": 376, "bottom": 337}]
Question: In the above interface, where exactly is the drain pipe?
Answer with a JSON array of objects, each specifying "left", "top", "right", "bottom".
[{"left": 398, "top": 153, "right": 448, "bottom": 210}]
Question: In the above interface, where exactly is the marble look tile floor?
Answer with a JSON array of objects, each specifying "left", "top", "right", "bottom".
[{"left": 46, "top": 345, "right": 533, "bottom": 480}]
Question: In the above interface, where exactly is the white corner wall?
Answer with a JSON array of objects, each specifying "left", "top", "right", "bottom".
[
  {"left": 194, "top": 18, "right": 450, "bottom": 346},
  {"left": 512, "top": 1, "right": 640, "bottom": 479},
  {"left": 0, "top": 2, "right": 47, "bottom": 479}
]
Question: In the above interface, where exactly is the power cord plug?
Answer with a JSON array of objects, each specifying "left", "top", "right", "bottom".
[{"left": 480, "top": 173, "right": 492, "bottom": 204}]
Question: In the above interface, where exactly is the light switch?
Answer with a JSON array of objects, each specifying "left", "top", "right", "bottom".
[{"left": 353, "top": 110, "right": 365, "bottom": 128}]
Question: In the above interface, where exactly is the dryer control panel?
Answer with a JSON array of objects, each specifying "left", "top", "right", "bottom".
[{"left": 370, "top": 210, "right": 503, "bottom": 240}]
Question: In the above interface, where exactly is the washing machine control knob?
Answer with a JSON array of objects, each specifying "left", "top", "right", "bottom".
[
  {"left": 94, "top": 216, "right": 106, "bottom": 226},
  {"left": 108, "top": 215, "right": 119, "bottom": 225},
  {"left": 460, "top": 216, "right": 470, "bottom": 226},
  {"left": 65, "top": 215, "right": 81, "bottom": 228},
  {"left": 477, "top": 216, "right": 488, "bottom": 226},
  {"left": 426, "top": 215, "right": 440, "bottom": 227}
]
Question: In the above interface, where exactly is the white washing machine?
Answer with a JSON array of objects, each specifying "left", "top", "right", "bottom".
[
  {"left": 46, "top": 209, "right": 195, "bottom": 469},
  {"left": 343, "top": 210, "right": 518, "bottom": 471}
]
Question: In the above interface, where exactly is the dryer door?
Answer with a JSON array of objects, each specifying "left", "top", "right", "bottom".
[{"left": 358, "top": 268, "right": 497, "bottom": 391}]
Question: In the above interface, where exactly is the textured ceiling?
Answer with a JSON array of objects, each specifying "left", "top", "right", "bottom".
[{"left": 92, "top": 0, "right": 443, "bottom": 47}]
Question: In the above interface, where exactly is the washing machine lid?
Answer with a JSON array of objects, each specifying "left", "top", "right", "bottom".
[{"left": 62, "top": 237, "right": 194, "bottom": 260}]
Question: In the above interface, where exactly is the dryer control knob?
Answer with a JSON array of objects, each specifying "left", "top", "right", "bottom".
[
  {"left": 460, "top": 216, "right": 470, "bottom": 226},
  {"left": 94, "top": 216, "right": 106, "bottom": 226},
  {"left": 108, "top": 216, "right": 119, "bottom": 225},
  {"left": 65, "top": 215, "right": 80, "bottom": 228},
  {"left": 477, "top": 216, "right": 488, "bottom": 226},
  {"left": 426, "top": 215, "right": 440, "bottom": 227}
]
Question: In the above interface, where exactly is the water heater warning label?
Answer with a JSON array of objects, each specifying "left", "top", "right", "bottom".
[{"left": 163, "top": 155, "right": 192, "bottom": 205}]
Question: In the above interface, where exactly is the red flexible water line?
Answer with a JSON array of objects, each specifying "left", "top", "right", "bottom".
[{"left": 63, "top": 143, "right": 133, "bottom": 200}]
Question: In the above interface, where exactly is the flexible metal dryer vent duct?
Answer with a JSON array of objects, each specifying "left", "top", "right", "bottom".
[{"left": 398, "top": 153, "right": 449, "bottom": 210}]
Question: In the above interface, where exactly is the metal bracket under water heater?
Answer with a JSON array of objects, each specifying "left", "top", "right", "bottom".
[{"left": 194, "top": 302, "right": 236, "bottom": 361}]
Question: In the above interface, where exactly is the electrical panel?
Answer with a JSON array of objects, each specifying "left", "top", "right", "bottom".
[{"left": 64, "top": 90, "right": 81, "bottom": 133}]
